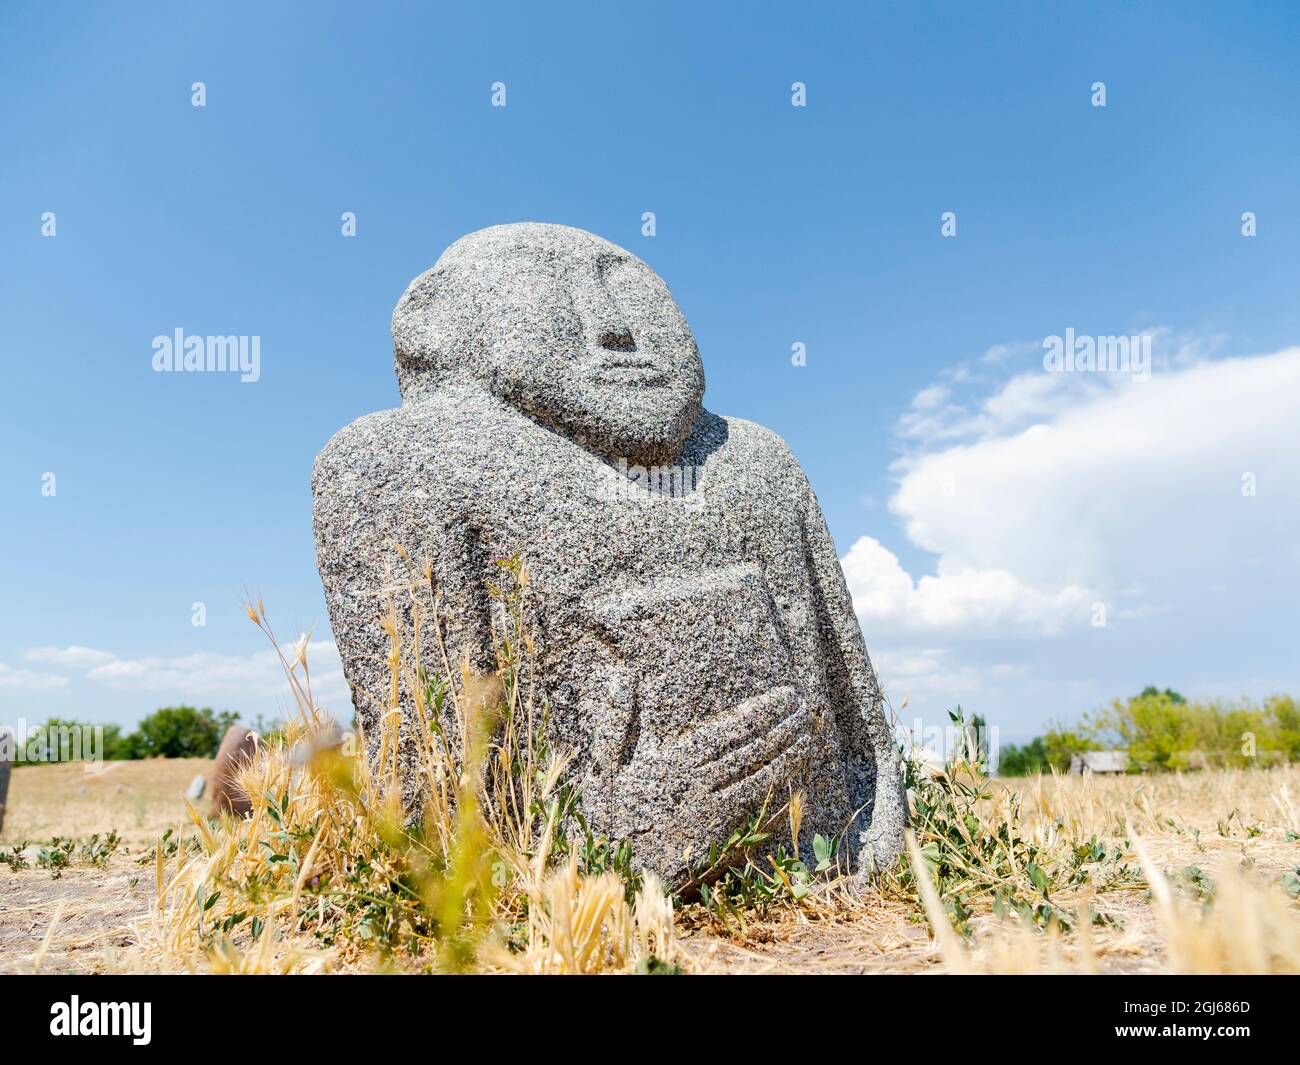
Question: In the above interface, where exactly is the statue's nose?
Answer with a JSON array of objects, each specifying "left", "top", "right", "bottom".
[{"left": 575, "top": 275, "right": 636, "bottom": 353}]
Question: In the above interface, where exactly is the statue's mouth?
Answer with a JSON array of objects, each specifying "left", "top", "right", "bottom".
[{"left": 587, "top": 355, "right": 667, "bottom": 386}]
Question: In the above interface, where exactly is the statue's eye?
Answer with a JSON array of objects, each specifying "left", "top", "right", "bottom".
[{"left": 595, "top": 254, "right": 633, "bottom": 281}]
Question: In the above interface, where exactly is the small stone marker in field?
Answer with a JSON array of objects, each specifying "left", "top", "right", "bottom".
[
  {"left": 209, "top": 725, "right": 260, "bottom": 818},
  {"left": 0, "top": 727, "right": 12, "bottom": 835},
  {"left": 312, "top": 223, "right": 905, "bottom": 879},
  {"left": 186, "top": 774, "right": 206, "bottom": 801}
]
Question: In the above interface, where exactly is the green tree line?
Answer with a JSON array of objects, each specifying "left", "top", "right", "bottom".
[
  {"left": 998, "top": 687, "right": 1300, "bottom": 776},
  {"left": 4, "top": 706, "right": 240, "bottom": 765}
]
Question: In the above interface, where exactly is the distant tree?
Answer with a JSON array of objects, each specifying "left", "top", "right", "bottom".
[
  {"left": 1042, "top": 727, "right": 1099, "bottom": 772},
  {"left": 1269, "top": 695, "right": 1300, "bottom": 761},
  {"left": 122, "top": 706, "right": 238, "bottom": 759},
  {"left": 987, "top": 691, "right": 1300, "bottom": 778},
  {"left": 1138, "top": 685, "right": 1186, "bottom": 704},
  {"left": 996, "top": 736, "right": 1050, "bottom": 777},
  {"left": 1113, "top": 691, "right": 1188, "bottom": 770},
  {"left": 11, "top": 718, "right": 127, "bottom": 764}
]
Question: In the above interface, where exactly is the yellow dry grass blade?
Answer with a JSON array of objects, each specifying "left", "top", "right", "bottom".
[
  {"left": 904, "top": 828, "right": 972, "bottom": 973},
  {"left": 32, "top": 900, "right": 66, "bottom": 974},
  {"left": 1131, "top": 828, "right": 1300, "bottom": 974},
  {"left": 183, "top": 797, "right": 216, "bottom": 852}
]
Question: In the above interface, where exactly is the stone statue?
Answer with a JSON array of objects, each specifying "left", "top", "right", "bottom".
[{"left": 312, "top": 223, "right": 904, "bottom": 879}]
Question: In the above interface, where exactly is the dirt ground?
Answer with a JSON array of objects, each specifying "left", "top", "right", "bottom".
[
  {"left": 2, "top": 759, "right": 1297, "bottom": 974},
  {"left": 0, "top": 759, "right": 210, "bottom": 974},
  {"left": 1, "top": 757, "right": 214, "bottom": 848}
]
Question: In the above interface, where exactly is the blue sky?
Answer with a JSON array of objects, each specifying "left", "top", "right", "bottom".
[{"left": 2, "top": 1, "right": 1298, "bottom": 744}]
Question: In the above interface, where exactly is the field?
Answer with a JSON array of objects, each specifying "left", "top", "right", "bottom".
[
  {"left": 3, "top": 754, "right": 1298, "bottom": 975},
  {"left": 0, "top": 758, "right": 212, "bottom": 973}
]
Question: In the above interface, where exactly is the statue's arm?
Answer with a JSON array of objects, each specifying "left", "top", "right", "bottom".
[
  {"left": 800, "top": 481, "right": 906, "bottom": 872},
  {"left": 312, "top": 438, "right": 394, "bottom": 732},
  {"left": 311, "top": 420, "right": 494, "bottom": 741}
]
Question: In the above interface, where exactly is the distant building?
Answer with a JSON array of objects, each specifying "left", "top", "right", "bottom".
[{"left": 1070, "top": 750, "right": 1129, "bottom": 775}]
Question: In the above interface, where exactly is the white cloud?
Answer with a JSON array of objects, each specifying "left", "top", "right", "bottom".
[
  {"left": 19, "top": 641, "right": 348, "bottom": 705},
  {"left": 24, "top": 645, "right": 117, "bottom": 669},
  {"left": 910, "top": 384, "right": 950, "bottom": 410},
  {"left": 843, "top": 535, "right": 1090, "bottom": 635},
  {"left": 843, "top": 339, "right": 1300, "bottom": 731},
  {"left": 869, "top": 646, "right": 1026, "bottom": 712},
  {"left": 894, "top": 328, "right": 1228, "bottom": 447},
  {"left": 888, "top": 346, "right": 1300, "bottom": 593},
  {"left": 0, "top": 663, "right": 69, "bottom": 690}
]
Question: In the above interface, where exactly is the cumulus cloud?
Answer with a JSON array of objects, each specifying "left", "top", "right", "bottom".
[
  {"left": 20, "top": 640, "right": 348, "bottom": 705},
  {"left": 888, "top": 346, "right": 1300, "bottom": 594},
  {"left": 24, "top": 645, "right": 117, "bottom": 669},
  {"left": 842, "top": 339, "right": 1300, "bottom": 726},
  {"left": 893, "top": 328, "right": 1228, "bottom": 447},
  {"left": 0, "top": 663, "right": 69, "bottom": 690},
  {"left": 842, "top": 536, "right": 1090, "bottom": 635}
]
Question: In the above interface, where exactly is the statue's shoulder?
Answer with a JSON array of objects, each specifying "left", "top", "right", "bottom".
[
  {"left": 692, "top": 412, "right": 813, "bottom": 510},
  {"left": 314, "top": 406, "right": 405, "bottom": 483},
  {"left": 312, "top": 397, "right": 466, "bottom": 495},
  {"left": 719, "top": 413, "right": 792, "bottom": 453},
  {"left": 709, "top": 413, "right": 804, "bottom": 473}
]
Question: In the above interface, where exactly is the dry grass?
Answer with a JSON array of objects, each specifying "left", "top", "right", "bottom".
[
  {"left": 4, "top": 757, "right": 1298, "bottom": 974},
  {"left": 681, "top": 766, "right": 1300, "bottom": 974},
  {"left": 3, "top": 569, "right": 1297, "bottom": 974},
  {"left": 0, "top": 758, "right": 212, "bottom": 974},
  {"left": 138, "top": 557, "right": 680, "bottom": 975},
  {"left": 1, "top": 757, "right": 213, "bottom": 849}
]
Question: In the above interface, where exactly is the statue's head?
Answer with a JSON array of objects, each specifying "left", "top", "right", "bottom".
[{"left": 392, "top": 223, "right": 705, "bottom": 465}]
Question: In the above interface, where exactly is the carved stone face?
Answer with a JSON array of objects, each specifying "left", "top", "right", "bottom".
[{"left": 392, "top": 223, "right": 705, "bottom": 465}]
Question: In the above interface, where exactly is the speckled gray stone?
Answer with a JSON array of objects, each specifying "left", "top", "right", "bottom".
[
  {"left": 312, "top": 223, "right": 904, "bottom": 880},
  {"left": 0, "top": 730, "right": 11, "bottom": 835}
]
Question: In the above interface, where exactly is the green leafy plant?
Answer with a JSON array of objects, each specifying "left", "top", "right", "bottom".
[
  {"left": 0, "top": 842, "right": 30, "bottom": 871},
  {"left": 37, "top": 837, "right": 75, "bottom": 877},
  {"left": 896, "top": 708, "right": 1141, "bottom": 935},
  {"left": 79, "top": 831, "right": 122, "bottom": 867}
]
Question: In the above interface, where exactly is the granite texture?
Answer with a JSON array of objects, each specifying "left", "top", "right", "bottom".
[
  {"left": 0, "top": 730, "right": 11, "bottom": 835},
  {"left": 312, "top": 222, "right": 904, "bottom": 879}
]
